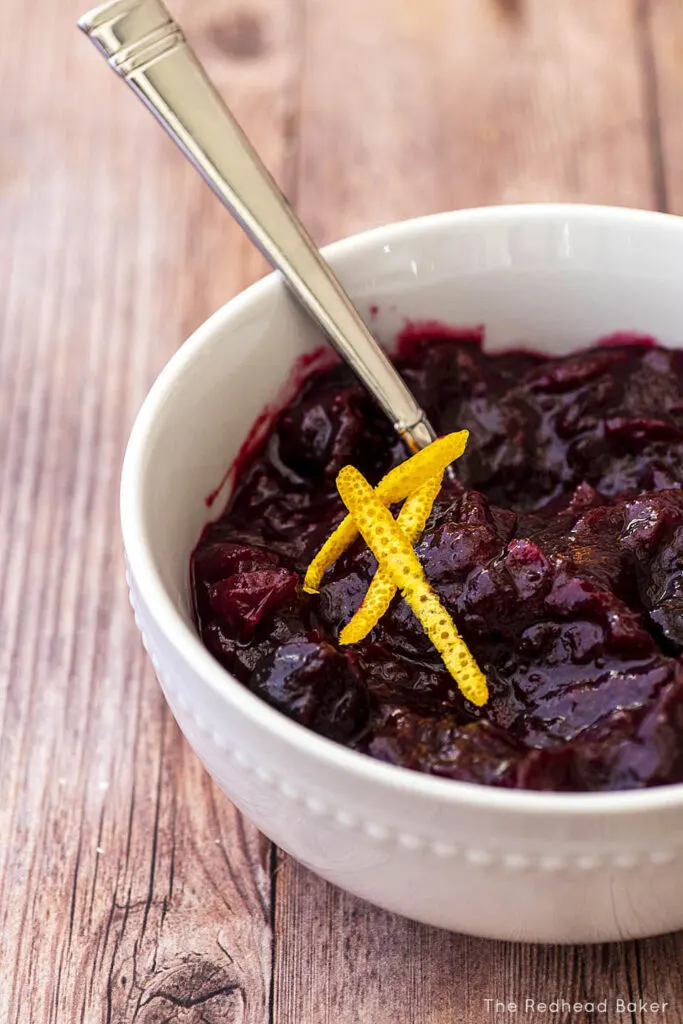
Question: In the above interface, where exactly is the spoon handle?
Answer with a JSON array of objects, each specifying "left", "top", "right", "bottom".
[{"left": 78, "top": 0, "right": 436, "bottom": 452}]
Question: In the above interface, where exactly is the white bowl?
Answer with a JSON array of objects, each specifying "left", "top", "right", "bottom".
[{"left": 122, "top": 204, "right": 683, "bottom": 944}]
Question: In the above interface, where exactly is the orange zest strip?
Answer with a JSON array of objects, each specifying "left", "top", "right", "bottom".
[
  {"left": 336, "top": 465, "right": 488, "bottom": 707},
  {"left": 339, "top": 473, "right": 443, "bottom": 644},
  {"left": 303, "top": 430, "right": 468, "bottom": 594}
]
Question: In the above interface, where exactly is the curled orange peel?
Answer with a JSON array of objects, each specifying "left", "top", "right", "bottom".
[
  {"left": 302, "top": 430, "right": 468, "bottom": 594},
  {"left": 339, "top": 473, "right": 443, "bottom": 644},
  {"left": 336, "top": 465, "right": 489, "bottom": 707}
]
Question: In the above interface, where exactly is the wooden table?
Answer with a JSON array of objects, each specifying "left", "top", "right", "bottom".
[{"left": 3, "top": 0, "right": 683, "bottom": 1020}]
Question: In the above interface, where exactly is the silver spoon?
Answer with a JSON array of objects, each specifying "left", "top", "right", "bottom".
[{"left": 78, "top": 0, "right": 438, "bottom": 454}]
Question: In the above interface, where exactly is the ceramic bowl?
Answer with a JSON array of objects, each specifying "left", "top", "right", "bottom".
[{"left": 121, "top": 204, "right": 683, "bottom": 943}]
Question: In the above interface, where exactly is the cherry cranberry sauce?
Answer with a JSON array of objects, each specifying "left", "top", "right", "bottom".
[{"left": 191, "top": 330, "right": 683, "bottom": 791}]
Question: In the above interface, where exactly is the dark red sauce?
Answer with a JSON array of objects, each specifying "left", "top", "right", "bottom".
[
  {"left": 204, "top": 347, "right": 337, "bottom": 508},
  {"left": 192, "top": 330, "right": 683, "bottom": 791}
]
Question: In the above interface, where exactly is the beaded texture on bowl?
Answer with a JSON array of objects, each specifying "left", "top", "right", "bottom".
[{"left": 126, "top": 566, "right": 682, "bottom": 873}]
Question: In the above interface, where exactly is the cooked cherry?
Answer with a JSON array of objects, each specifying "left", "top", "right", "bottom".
[
  {"left": 208, "top": 569, "right": 299, "bottom": 637},
  {"left": 247, "top": 639, "right": 369, "bottom": 742}
]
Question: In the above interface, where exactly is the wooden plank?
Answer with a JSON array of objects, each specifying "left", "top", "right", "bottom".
[
  {"left": 0, "top": 1, "right": 301, "bottom": 1020},
  {"left": 618, "top": 0, "right": 683, "bottom": 1008},
  {"left": 645, "top": 0, "right": 683, "bottom": 213},
  {"left": 273, "top": 2, "right": 680, "bottom": 1022},
  {"left": 273, "top": 857, "right": 658, "bottom": 1024},
  {"left": 295, "top": 0, "right": 656, "bottom": 245}
]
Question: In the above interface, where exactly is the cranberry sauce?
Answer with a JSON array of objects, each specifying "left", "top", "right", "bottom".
[{"left": 191, "top": 332, "right": 683, "bottom": 791}]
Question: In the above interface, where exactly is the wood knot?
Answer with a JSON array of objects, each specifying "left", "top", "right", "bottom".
[
  {"left": 208, "top": 12, "right": 266, "bottom": 61},
  {"left": 493, "top": 0, "right": 523, "bottom": 19},
  {"left": 132, "top": 955, "right": 246, "bottom": 1023}
]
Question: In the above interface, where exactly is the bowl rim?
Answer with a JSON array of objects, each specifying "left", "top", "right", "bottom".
[{"left": 121, "top": 202, "right": 683, "bottom": 817}]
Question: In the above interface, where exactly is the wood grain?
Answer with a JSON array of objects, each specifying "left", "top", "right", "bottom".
[
  {"left": 2, "top": 0, "right": 683, "bottom": 1021},
  {"left": 0, "top": 0, "right": 299, "bottom": 1020},
  {"left": 295, "top": 0, "right": 656, "bottom": 244},
  {"left": 273, "top": 857, "right": 658, "bottom": 1024},
  {"left": 646, "top": 0, "right": 683, "bottom": 214}
]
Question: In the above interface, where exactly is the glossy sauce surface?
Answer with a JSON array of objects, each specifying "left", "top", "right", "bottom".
[{"left": 192, "top": 332, "right": 683, "bottom": 791}]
